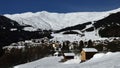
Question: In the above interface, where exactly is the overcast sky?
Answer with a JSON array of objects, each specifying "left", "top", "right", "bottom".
[{"left": 0, "top": 0, "right": 120, "bottom": 14}]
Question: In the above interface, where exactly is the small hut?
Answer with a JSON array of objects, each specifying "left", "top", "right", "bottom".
[
  {"left": 63, "top": 53, "right": 75, "bottom": 60},
  {"left": 81, "top": 48, "right": 98, "bottom": 62}
]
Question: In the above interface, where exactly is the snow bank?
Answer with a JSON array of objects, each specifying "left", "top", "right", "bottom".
[
  {"left": 63, "top": 56, "right": 81, "bottom": 64},
  {"left": 81, "top": 52, "right": 120, "bottom": 68},
  {"left": 14, "top": 56, "right": 63, "bottom": 68},
  {"left": 14, "top": 52, "right": 120, "bottom": 68},
  {"left": 63, "top": 59, "right": 80, "bottom": 64}
]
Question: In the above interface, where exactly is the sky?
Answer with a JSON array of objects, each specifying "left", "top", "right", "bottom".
[{"left": 0, "top": 0, "right": 120, "bottom": 14}]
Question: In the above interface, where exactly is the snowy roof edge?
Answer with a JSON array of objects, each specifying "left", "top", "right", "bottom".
[{"left": 82, "top": 48, "right": 98, "bottom": 52}]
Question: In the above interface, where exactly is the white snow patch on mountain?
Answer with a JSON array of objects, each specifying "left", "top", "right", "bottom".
[
  {"left": 51, "top": 33, "right": 82, "bottom": 42},
  {"left": 23, "top": 27, "right": 37, "bottom": 31},
  {"left": 51, "top": 30, "right": 107, "bottom": 42}
]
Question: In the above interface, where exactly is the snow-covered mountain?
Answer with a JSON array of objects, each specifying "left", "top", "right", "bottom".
[
  {"left": 3, "top": 8, "right": 120, "bottom": 41},
  {"left": 4, "top": 8, "right": 120, "bottom": 30}
]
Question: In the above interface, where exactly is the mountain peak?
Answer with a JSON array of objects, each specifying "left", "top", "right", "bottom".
[{"left": 4, "top": 8, "right": 120, "bottom": 30}]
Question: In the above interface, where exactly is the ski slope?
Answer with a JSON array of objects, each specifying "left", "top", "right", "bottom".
[
  {"left": 14, "top": 52, "right": 120, "bottom": 68},
  {"left": 51, "top": 30, "right": 107, "bottom": 42}
]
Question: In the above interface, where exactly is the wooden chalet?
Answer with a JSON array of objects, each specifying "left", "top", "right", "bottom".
[{"left": 81, "top": 48, "right": 98, "bottom": 62}]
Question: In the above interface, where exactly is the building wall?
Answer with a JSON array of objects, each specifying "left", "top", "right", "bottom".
[
  {"left": 86, "top": 52, "right": 97, "bottom": 60},
  {"left": 81, "top": 50, "right": 86, "bottom": 61},
  {"left": 81, "top": 51, "right": 97, "bottom": 62}
]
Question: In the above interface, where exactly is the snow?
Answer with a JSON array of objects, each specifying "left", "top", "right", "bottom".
[
  {"left": 3, "top": 8, "right": 120, "bottom": 41},
  {"left": 10, "top": 28, "right": 17, "bottom": 31},
  {"left": 51, "top": 33, "right": 82, "bottom": 42},
  {"left": 54, "top": 52, "right": 59, "bottom": 56},
  {"left": 51, "top": 30, "right": 107, "bottom": 42},
  {"left": 25, "top": 40, "right": 33, "bottom": 43},
  {"left": 63, "top": 58, "right": 81, "bottom": 64},
  {"left": 84, "top": 30, "right": 100, "bottom": 40},
  {"left": 3, "top": 46, "right": 25, "bottom": 50},
  {"left": 4, "top": 8, "right": 120, "bottom": 31},
  {"left": 14, "top": 52, "right": 120, "bottom": 68},
  {"left": 82, "top": 48, "right": 98, "bottom": 52},
  {"left": 82, "top": 52, "right": 120, "bottom": 67},
  {"left": 82, "top": 24, "right": 93, "bottom": 31},
  {"left": 23, "top": 27, "right": 37, "bottom": 31},
  {"left": 63, "top": 56, "right": 81, "bottom": 64},
  {"left": 14, "top": 56, "right": 63, "bottom": 68},
  {"left": 92, "top": 53, "right": 105, "bottom": 59},
  {"left": 64, "top": 53, "right": 75, "bottom": 56}
]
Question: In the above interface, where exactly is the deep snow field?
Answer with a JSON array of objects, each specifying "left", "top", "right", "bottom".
[{"left": 14, "top": 52, "right": 120, "bottom": 68}]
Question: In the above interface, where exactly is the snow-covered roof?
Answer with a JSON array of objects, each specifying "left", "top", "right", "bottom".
[
  {"left": 82, "top": 48, "right": 98, "bottom": 52},
  {"left": 54, "top": 52, "right": 59, "bottom": 55},
  {"left": 64, "top": 53, "right": 75, "bottom": 56},
  {"left": 3, "top": 46, "right": 25, "bottom": 50},
  {"left": 25, "top": 40, "right": 32, "bottom": 43}
]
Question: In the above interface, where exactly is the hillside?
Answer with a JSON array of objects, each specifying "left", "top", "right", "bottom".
[
  {"left": 0, "top": 15, "right": 52, "bottom": 48},
  {"left": 5, "top": 8, "right": 120, "bottom": 30},
  {"left": 3, "top": 8, "right": 120, "bottom": 42}
]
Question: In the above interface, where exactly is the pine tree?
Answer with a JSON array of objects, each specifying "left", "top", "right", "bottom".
[
  {"left": 87, "top": 40, "right": 93, "bottom": 48},
  {"left": 79, "top": 40, "right": 84, "bottom": 51}
]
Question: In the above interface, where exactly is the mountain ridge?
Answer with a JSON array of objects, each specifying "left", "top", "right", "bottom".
[{"left": 4, "top": 8, "right": 120, "bottom": 30}]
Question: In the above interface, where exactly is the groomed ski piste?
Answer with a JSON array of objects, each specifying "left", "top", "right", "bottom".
[{"left": 14, "top": 52, "right": 120, "bottom": 68}]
